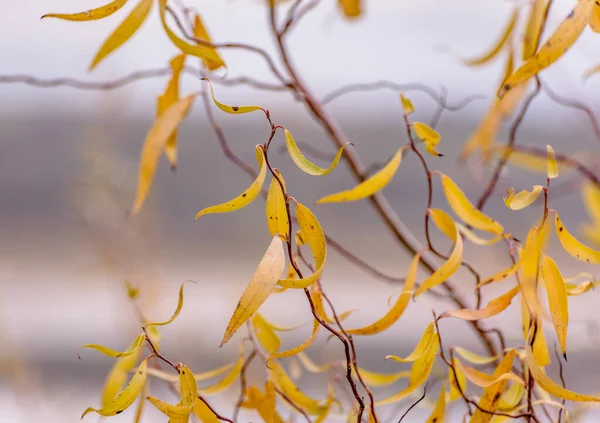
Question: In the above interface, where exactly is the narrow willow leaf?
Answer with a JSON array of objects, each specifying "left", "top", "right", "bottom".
[
  {"left": 555, "top": 211, "right": 600, "bottom": 263},
  {"left": 504, "top": 185, "right": 544, "bottom": 210},
  {"left": 270, "top": 361, "right": 330, "bottom": 415},
  {"left": 461, "top": 8, "right": 519, "bottom": 66},
  {"left": 101, "top": 339, "right": 144, "bottom": 406},
  {"left": 582, "top": 182, "right": 600, "bottom": 225},
  {"left": 221, "top": 235, "right": 286, "bottom": 346},
  {"left": 82, "top": 358, "right": 148, "bottom": 418},
  {"left": 454, "top": 347, "right": 504, "bottom": 366},
  {"left": 42, "top": 0, "right": 128, "bottom": 21},
  {"left": 251, "top": 313, "right": 281, "bottom": 355},
  {"left": 316, "top": 147, "right": 404, "bottom": 203},
  {"left": 338, "top": 0, "right": 361, "bottom": 18},
  {"left": 89, "top": 0, "right": 153, "bottom": 70},
  {"left": 244, "top": 382, "right": 285, "bottom": 423},
  {"left": 193, "top": 400, "right": 220, "bottom": 423},
  {"left": 147, "top": 363, "right": 197, "bottom": 418},
  {"left": 285, "top": 129, "right": 347, "bottom": 176},
  {"left": 197, "top": 348, "right": 244, "bottom": 395},
  {"left": 455, "top": 358, "right": 525, "bottom": 388},
  {"left": 478, "top": 261, "right": 520, "bottom": 288},
  {"left": 440, "top": 286, "right": 519, "bottom": 321},
  {"left": 296, "top": 352, "right": 330, "bottom": 373},
  {"left": 440, "top": 173, "right": 503, "bottom": 234},
  {"left": 461, "top": 104, "right": 502, "bottom": 161},
  {"left": 414, "top": 209, "right": 463, "bottom": 297},
  {"left": 145, "top": 281, "right": 190, "bottom": 327},
  {"left": 385, "top": 323, "right": 435, "bottom": 363},
  {"left": 202, "top": 79, "right": 263, "bottom": 114},
  {"left": 79, "top": 333, "right": 145, "bottom": 359},
  {"left": 526, "top": 343, "right": 600, "bottom": 402},
  {"left": 540, "top": 255, "right": 569, "bottom": 357},
  {"left": 267, "top": 320, "right": 319, "bottom": 362},
  {"left": 456, "top": 223, "right": 504, "bottom": 246},
  {"left": 132, "top": 94, "right": 195, "bottom": 215},
  {"left": 518, "top": 227, "right": 543, "bottom": 320},
  {"left": 497, "top": 383, "right": 525, "bottom": 411},
  {"left": 448, "top": 358, "right": 467, "bottom": 402},
  {"left": 413, "top": 122, "right": 443, "bottom": 156},
  {"left": 547, "top": 145, "right": 558, "bottom": 179},
  {"left": 469, "top": 350, "right": 516, "bottom": 423},
  {"left": 265, "top": 170, "right": 289, "bottom": 238},
  {"left": 347, "top": 252, "right": 419, "bottom": 335},
  {"left": 522, "top": 0, "right": 549, "bottom": 60},
  {"left": 353, "top": 366, "right": 410, "bottom": 387},
  {"left": 426, "top": 384, "right": 447, "bottom": 423},
  {"left": 375, "top": 336, "right": 439, "bottom": 406},
  {"left": 195, "top": 145, "right": 266, "bottom": 220},
  {"left": 148, "top": 362, "right": 234, "bottom": 383},
  {"left": 192, "top": 14, "right": 225, "bottom": 71},
  {"left": 277, "top": 203, "right": 326, "bottom": 289},
  {"left": 400, "top": 93, "right": 414, "bottom": 115},
  {"left": 566, "top": 280, "right": 600, "bottom": 296},
  {"left": 522, "top": 297, "right": 550, "bottom": 367},
  {"left": 589, "top": 0, "right": 600, "bottom": 31},
  {"left": 158, "top": 54, "right": 186, "bottom": 169},
  {"left": 499, "top": 0, "right": 594, "bottom": 98},
  {"left": 158, "top": 0, "right": 224, "bottom": 65}
]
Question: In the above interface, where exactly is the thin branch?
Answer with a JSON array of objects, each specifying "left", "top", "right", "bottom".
[
  {"left": 232, "top": 349, "right": 257, "bottom": 422},
  {"left": 398, "top": 383, "right": 428, "bottom": 423}
]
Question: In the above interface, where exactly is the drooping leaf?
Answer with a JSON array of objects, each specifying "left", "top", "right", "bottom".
[
  {"left": 461, "top": 7, "right": 519, "bottom": 66},
  {"left": 413, "top": 122, "right": 443, "bottom": 156},
  {"left": 197, "top": 348, "right": 245, "bottom": 395},
  {"left": 89, "top": 0, "right": 153, "bottom": 70},
  {"left": 268, "top": 320, "right": 319, "bottom": 362},
  {"left": 42, "top": 0, "right": 128, "bottom": 21},
  {"left": 522, "top": 297, "right": 550, "bottom": 367},
  {"left": 455, "top": 357, "right": 525, "bottom": 388},
  {"left": 540, "top": 255, "right": 569, "bottom": 357},
  {"left": 448, "top": 358, "right": 468, "bottom": 402},
  {"left": 100, "top": 337, "right": 144, "bottom": 407},
  {"left": 414, "top": 209, "right": 463, "bottom": 297},
  {"left": 193, "top": 400, "right": 220, "bottom": 423},
  {"left": 270, "top": 361, "right": 330, "bottom": 415},
  {"left": 504, "top": 185, "right": 544, "bottom": 210},
  {"left": 518, "top": 227, "right": 543, "bottom": 320},
  {"left": 385, "top": 323, "right": 436, "bottom": 363},
  {"left": 147, "top": 363, "right": 197, "bottom": 419},
  {"left": 82, "top": 358, "right": 148, "bottom": 418},
  {"left": 440, "top": 286, "right": 520, "bottom": 321},
  {"left": 195, "top": 145, "right": 266, "bottom": 220},
  {"left": 192, "top": 14, "right": 225, "bottom": 71},
  {"left": 338, "top": 0, "right": 361, "bottom": 18},
  {"left": 285, "top": 129, "right": 348, "bottom": 176},
  {"left": 251, "top": 313, "right": 281, "bottom": 355},
  {"left": 79, "top": 333, "right": 146, "bottom": 359},
  {"left": 522, "top": 0, "right": 550, "bottom": 60},
  {"left": 453, "top": 347, "right": 504, "bottom": 366},
  {"left": 243, "top": 382, "right": 285, "bottom": 423},
  {"left": 347, "top": 252, "right": 420, "bottom": 335},
  {"left": 555, "top": 211, "right": 600, "bottom": 263},
  {"left": 202, "top": 79, "right": 263, "bottom": 114},
  {"left": 499, "top": 0, "right": 594, "bottom": 98},
  {"left": 316, "top": 147, "right": 404, "bottom": 203},
  {"left": 132, "top": 94, "right": 196, "bottom": 215},
  {"left": 145, "top": 281, "right": 191, "bottom": 327},
  {"left": 353, "top": 366, "right": 410, "bottom": 387},
  {"left": 277, "top": 203, "right": 326, "bottom": 289},
  {"left": 456, "top": 223, "right": 504, "bottom": 246},
  {"left": 426, "top": 385, "right": 447, "bottom": 423},
  {"left": 266, "top": 170, "right": 289, "bottom": 239},
  {"left": 477, "top": 260, "right": 520, "bottom": 288},
  {"left": 221, "top": 235, "right": 286, "bottom": 346},
  {"left": 439, "top": 173, "right": 503, "bottom": 234},
  {"left": 148, "top": 362, "right": 235, "bottom": 383},
  {"left": 400, "top": 93, "right": 414, "bottom": 115},
  {"left": 547, "top": 145, "right": 558, "bottom": 179}
]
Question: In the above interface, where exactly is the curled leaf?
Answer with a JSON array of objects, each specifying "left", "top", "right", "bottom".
[
  {"left": 285, "top": 129, "right": 347, "bottom": 176},
  {"left": 89, "top": 0, "right": 153, "bottom": 71},
  {"left": 42, "top": 0, "right": 128, "bottom": 21},
  {"left": 477, "top": 260, "right": 520, "bottom": 288},
  {"left": 504, "top": 185, "right": 544, "bottom": 210},
  {"left": 453, "top": 347, "right": 504, "bottom": 366},
  {"left": 79, "top": 333, "right": 146, "bottom": 359},
  {"left": 316, "top": 147, "right": 404, "bottom": 203},
  {"left": 202, "top": 79, "right": 263, "bottom": 114},
  {"left": 413, "top": 122, "right": 442, "bottom": 156},
  {"left": 148, "top": 362, "right": 234, "bottom": 383},
  {"left": 195, "top": 145, "right": 266, "bottom": 220},
  {"left": 385, "top": 323, "right": 435, "bottom": 363},
  {"left": 145, "top": 281, "right": 192, "bottom": 327},
  {"left": 456, "top": 223, "right": 504, "bottom": 246},
  {"left": 197, "top": 348, "right": 245, "bottom": 395},
  {"left": 455, "top": 357, "right": 525, "bottom": 388},
  {"left": 147, "top": 363, "right": 197, "bottom": 418},
  {"left": 270, "top": 361, "right": 330, "bottom": 415},
  {"left": 100, "top": 337, "right": 145, "bottom": 407},
  {"left": 251, "top": 313, "right": 281, "bottom": 355},
  {"left": 440, "top": 286, "right": 520, "bottom": 321},
  {"left": 221, "top": 235, "right": 286, "bottom": 346}
]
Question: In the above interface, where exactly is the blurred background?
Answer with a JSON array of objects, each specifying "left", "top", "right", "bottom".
[{"left": 3, "top": 0, "right": 600, "bottom": 421}]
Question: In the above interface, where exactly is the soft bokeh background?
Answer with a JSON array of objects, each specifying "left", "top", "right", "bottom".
[{"left": 3, "top": 0, "right": 600, "bottom": 421}]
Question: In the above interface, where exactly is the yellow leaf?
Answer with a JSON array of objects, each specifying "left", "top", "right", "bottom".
[
  {"left": 477, "top": 261, "right": 520, "bottom": 288},
  {"left": 522, "top": 0, "right": 550, "bottom": 60},
  {"left": 582, "top": 182, "right": 600, "bottom": 224},
  {"left": 455, "top": 357, "right": 525, "bottom": 388},
  {"left": 376, "top": 335, "right": 439, "bottom": 406},
  {"left": 547, "top": 145, "right": 558, "bottom": 179},
  {"left": 400, "top": 93, "right": 414, "bottom": 115},
  {"left": 499, "top": 0, "right": 594, "bottom": 98},
  {"left": 426, "top": 384, "right": 447, "bottom": 423},
  {"left": 284, "top": 129, "right": 348, "bottom": 176},
  {"left": 244, "top": 381, "right": 285, "bottom": 423},
  {"left": 413, "top": 122, "right": 443, "bottom": 156},
  {"left": 88, "top": 0, "right": 153, "bottom": 70},
  {"left": 453, "top": 347, "right": 504, "bottom": 366},
  {"left": 195, "top": 145, "right": 266, "bottom": 220},
  {"left": 132, "top": 94, "right": 195, "bottom": 215},
  {"left": 526, "top": 342, "right": 600, "bottom": 402},
  {"left": 461, "top": 104, "right": 502, "bottom": 161},
  {"left": 266, "top": 170, "right": 289, "bottom": 239},
  {"left": 439, "top": 173, "right": 503, "bottom": 234},
  {"left": 497, "top": 382, "right": 525, "bottom": 411},
  {"left": 277, "top": 203, "right": 326, "bottom": 289},
  {"left": 251, "top": 313, "right": 281, "bottom": 355},
  {"left": 296, "top": 352, "right": 330, "bottom": 373},
  {"left": 385, "top": 323, "right": 436, "bottom": 363},
  {"left": 316, "top": 147, "right": 404, "bottom": 203},
  {"left": 270, "top": 361, "right": 330, "bottom": 415},
  {"left": 100, "top": 338, "right": 144, "bottom": 406},
  {"left": 82, "top": 358, "right": 148, "bottom": 418},
  {"left": 461, "top": 7, "right": 519, "bottom": 66},
  {"left": 147, "top": 363, "right": 197, "bottom": 419},
  {"left": 192, "top": 14, "right": 225, "bottom": 71},
  {"left": 414, "top": 209, "right": 463, "bottom": 297},
  {"left": 456, "top": 223, "right": 504, "bottom": 246},
  {"left": 145, "top": 281, "right": 191, "bottom": 327},
  {"left": 42, "top": 0, "right": 128, "bottom": 21},
  {"left": 202, "top": 79, "right": 263, "bottom": 114},
  {"left": 197, "top": 348, "right": 244, "bottom": 395},
  {"left": 566, "top": 279, "right": 600, "bottom": 296},
  {"left": 504, "top": 185, "right": 544, "bottom": 210},
  {"left": 147, "top": 362, "right": 235, "bottom": 383},
  {"left": 521, "top": 297, "right": 550, "bottom": 367},
  {"left": 158, "top": 0, "right": 224, "bottom": 65},
  {"left": 440, "top": 286, "right": 520, "bottom": 321},
  {"left": 267, "top": 320, "right": 319, "bottom": 362},
  {"left": 158, "top": 54, "right": 187, "bottom": 169},
  {"left": 518, "top": 227, "right": 542, "bottom": 320},
  {"left": 588, "top": 0, "right": 600, "bottom": 31},
  {"left": 540, "top": 255, "right": 569, "bottom": 358},
  {"left": 193, "top": 400, "right": 220, "bottom": 423},
  {"left": 555, "top": 211, "right": 600, "bottom": 263},
  {"left": 469, "top": 350, "right": 516, "bottom": 423},
  {"left": 448, "top": 358, "right": 467, "bottom": 402},
  {"left": 221, "top": 235, "right": 286, "bottom": 346},
  {"left": 353, "top": 366, "right": 410, "bottom": 387},
  {"left": 79, "top": 333, "right": 145, "bottom": 359},
  {"left": 347, "top": 252, "right": 419, "bottom": 335},
  {"left": 338, "top": 0, "right": 361, "bottom": 18},
  {"left": 132, "top": 380, "right": 147, "bottom": 423}
]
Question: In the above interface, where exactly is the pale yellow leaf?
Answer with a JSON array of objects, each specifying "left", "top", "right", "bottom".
[
  {"left": 540, "top": 255, "right": 569, "bottom": 357},
  {"left": 42, "top": 0, "right": 128, "bottom": 21},
  {"left": 266, "top": 170, "right": 289, "bottom": 239},
  {"left": 285, "top": 129, "right": 348, "bottom": 176}
]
